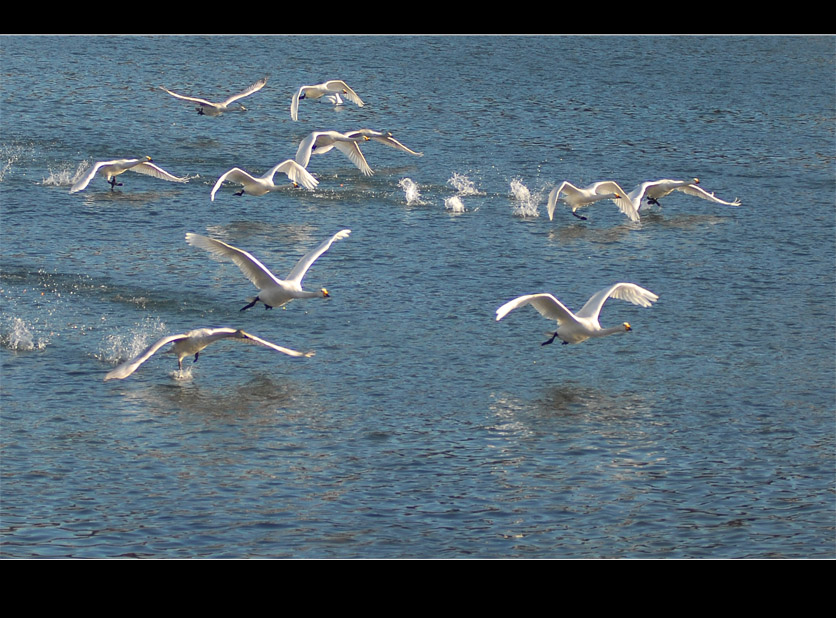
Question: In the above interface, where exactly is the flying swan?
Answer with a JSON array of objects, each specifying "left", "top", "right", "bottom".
[
  {"left": 496, "top": 282, "right": 658, "bottom": 346},
  {"left": 185, "top": 229, "right": 351, "bottom": 311},
  {"left": 210, "top": 160, "right": 318, "bottom": 201},
  {"left": 291, "top": 80, "right": 364, "bottom": 121},
  {"left": 70, "top": 157, "right": 186, "bottom": 193},
  {"left": 626, "top": 178, "right": 742, "bottom": 214},
  {"left": 103, "top": 327, "right": 313, "bottom": 381},
  {"left": 295, "top": 130, "right": 373, "bottom": 176},
  {"left": 547, "top": 181, "right": 639, "bottom": 222},
  {"left": 159, "top": 77, "right": 268, "bottom": 116},
  {"left": 344, "top": 129, "right": 423, "bottom": 156}
]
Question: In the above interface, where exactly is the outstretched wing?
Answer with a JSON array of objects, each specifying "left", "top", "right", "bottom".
[
  {"left": 333, "top": 140, "right": 373, "bottom": 176},
  {"left": 104, "top": 333, "right": 186, "bottom": 381},
  {"left": 324, "top": 80, "right": 364, "bottom": 107},
  {"left": 185, "top": 233, "right": 284, "bottom": 290},
  {"left": 676, "top": 184, "right": 741, "bottom": 206},
  {"left": 546, "top": 181, "right": 579, "bottom": 220},
  {"left": 496, "top": 293, "right": 578, "bottom": 326},
  {"left": 271, "top": 160, "right": 319, "bottom": 191},
  {"left": 159, "top": 86, "right": 214, "bottom": 106},
  {"left": 222, "top": 77, "right": 268, "bottom": 106},
  {"left": 69, "top": 160, "right": 109, "bottom": 193},
  {"left": 590, "top": 181, "right": 639, "bottom": 222},
  {"left": 130, "top": 161, "right": 187, "bottom": 183},
  {"left": 286, "top": 229, "right": 351, "bottom": 284},
  {"left": 575, "top": 283, "right": 659, "bottom": 320},
  {"left": 237, "top": 330, "right": 315, "bottom": 358},
  {"left": 210, "top": 168, "right": 256, "bottom": 201}
]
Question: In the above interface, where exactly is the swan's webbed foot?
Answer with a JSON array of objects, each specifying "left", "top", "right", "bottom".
[
  {"left": 647, "top": 197, "right": 660, "bottom": 207},
  {"left": 264, "top": 304, "right": 273, "bottom": 310},
  {"left": 234, "top": 190, "right": 244, "bottom": 196},
  {"left": 197, "top": 108, "right": 205, "bottom": 115},
  {"left": 541, "top": 332, "right": 559, "bottom": 346},
  {"left": 108, "top": 179, "right": 122, "bottom": 189},
  {"left": 240, "top": 298, "right": 259, "bottom": 312},
  {"left": 571, "top": 211, "right": 587, "bottom": 220},
  {"left": 194, "top": 352, "right": 199, "bottom": 363}
]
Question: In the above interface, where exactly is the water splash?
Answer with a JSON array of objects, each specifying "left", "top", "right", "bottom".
[
  {"left": 42, "top": 160, "right": 89, "bottom": 188},
  {"left": 0, "top": 317, "right": 47, "bottom": 351},
  {"left": 510, "top": 178, "right": 540, "bottom": 217},
  {"left": 99, "top": 318, "right": 168, "bottom": 365},
  {"left": 447, "top": 173, "right": 481, "bottom": 196},
  {"left": 398, "top": 178, "right": 426, "bottom": 205},
  {"left": 444, "top": 196, "right": 467, "bottom": 213}
]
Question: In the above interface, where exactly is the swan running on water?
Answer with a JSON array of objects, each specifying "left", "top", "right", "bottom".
[
  {"left": 291, "top": 80, "right": 364, "bottom": 121},
  {"left": 210, "top": 160, "right": 318, "bottom": 200},
  {"left": 70, "top": 157, "right": 186, "bottom": 193},
  {"left": 159, "top": 77, "right": 268, "bottom": 116},
  {"left": 626, "top": 178, "right": 741, "bottom": 214},
  {"left": 103, "top": 327, "right": 313, "bottom": 381},
  {"left": 496, "top": 282, "right": 658, "bottom": 346},
  {"left": 547, "top": 181, "right": 638, "bottom": 222},
  {"left": 295, "top": 130, "right": 373, "bottom": 176},
  {"left": 185, "top": 229, "right": 351, "bottom": 311}
]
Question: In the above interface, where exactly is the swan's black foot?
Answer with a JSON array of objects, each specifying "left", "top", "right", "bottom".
[
  {"left": 264, "top": 304, "right": 273, "bottom": 310},
  {"left": 234, "top": 190, "right": 244, "bottom": 196},
  {"left": 571, "top": 211, "right": 587, "bottom": 220},
  {"left": 108, "top": 179, "right": 122, "bottom": 189},
  {"left": 647, "top": 197, "right": 660, "bottom": 207},
  {"left": 240, "top": 298, "right": 259, "bottom": 312},
  {"left": 197, "top": 108, "right": 205, "bottom": 115},
  {"left": 541, "top": 332, "right": 559, "bottom": 346},
  {"left": 194, "top": 352, "right": 199, "bottom": 363}
]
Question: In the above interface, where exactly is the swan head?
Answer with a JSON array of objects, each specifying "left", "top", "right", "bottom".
[
  {"left": 692, "top": 178, "right": 700, "bottom": 184},
  {"left": 321, "top": 288, "right": 330, "bottom": 298},
  {"left": 623, "top": 322, "right": 632, "bottom": 332},
  {"left": 145, "top": 156, "right": 153, "bottom": 162}
]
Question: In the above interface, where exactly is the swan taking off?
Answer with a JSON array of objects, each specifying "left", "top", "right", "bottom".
[
  {"left": 626, "top": 178, "right": 742, "bottom": 214},
  {"left": 496, "top": 282, "right": 658, "bottom": 346},
  {"left": 291, "top": 80, "right": 364, "bottom": 121},
  {"left": 344, "top": 129, "right": 423, "bottom": 156},
  {"left": 103, "top": 327, "right": 313, "bottom": 381},
  {"left": 185, "top": 229, "right": 351, "bottom": 311},
  {"left": 210, "top": 160, "right": 318, "bottom": 201},
  {"left": 70, "top": 157, "right": 186, "bottom": 193},
  {"left": 295, "top": 130, "right": 373, "bottom": 176},
  {"left": 159, "top": 77, "right": 267, "bottom": 116},
  {"left": 547, "top": 181, "right": 638, "bottom": 222}
]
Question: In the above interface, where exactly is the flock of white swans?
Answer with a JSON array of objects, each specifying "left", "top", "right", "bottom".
[{"left": 70, "top": 76, "right": 740, "bottom": 381}]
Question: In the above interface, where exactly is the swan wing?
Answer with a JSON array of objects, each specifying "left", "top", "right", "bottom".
[
  {"left": 270, "top": 160, "right": 319, "bottom": 191},
  {"left": 334, "top": 140, "right": 373, "bottom": 175},
  {"left": 575, "top": 283, "right": 659, "bottom": 320},
  {"left": 676, "top": 183, "right": 741, "bottom": 206},
  {"left": 69, "top": 160, "right": 111, "bottom": 193},
  {"left": 104, "top": 333, "right": 187, "bottom": 380},
  {"left": 159, "top": 86, "right": 214, "bottom": 107},
  {"left": 221, "top": 77, "right": 267, "bottom": 106},
  {"left": 546, "top": 181, "right": 578, "bottom": 220},
  {"left": 185, "top": 233, "right": 284, "bottom": 290},
  {"left": 496, "top": 293, "right": 577, "bottom": 325},
  {"left": 290, "top": 86, "right": 306, "bottom": 121},
  {"left": 130, "top": 161, "right": 187, "bottom": 183},
  {"left": 294, "top": 132, "right": 318, "bottom": 167},
  {"left": 236, "top": 330, "right": 315, "bottom": 358},
  {"left": 347, "top": 130, "right": 422, "bottom": 156},
  {"left": 210, "top": 168, "right": 256, "bottom": 201},
  {"left": 325, "top": 80, "right": 364, "bottom": 107},
  {"left": 286, "top": 229, "right": 351, "bottom": 284},
  {"left": 590, "top": 181, "right": 640, "bottom": 221}
]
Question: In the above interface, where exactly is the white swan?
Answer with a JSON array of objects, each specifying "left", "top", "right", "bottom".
[
  {"left": 185, "top": 229, "right": 351, "bottom": 311},
  {"left": 159, "top": 77, "right": 267, "bottom": 116},
  {"left": 210, "top": 160, "right": 318, "bottom": 201},
  {"left": 70, "top": 157, "right": 186, "bottom": 193},
  {"left": 496, "top": 282, "right": 658, "bottom": 346},
  {"left": 626, "top": 178, "right": 742, "bottom": 213},
  {"left": 547, "top": 181, "right": 638, "bottom": 222},
  {"left": 103, "top": 327, "right": 313, "bottom": 381},
  {"left": 291, "top": 80, "right": 364, "bottom": 121},
  {"left": 344, "top": 129, "right": 423, "bottom": 156},
  {"left": 295, "top": 130, "right": 373, "bottom": 176}
]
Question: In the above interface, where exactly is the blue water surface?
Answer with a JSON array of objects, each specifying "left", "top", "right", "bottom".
[{"left": 1, "top": 35, "right": 834, "bottom": 558}]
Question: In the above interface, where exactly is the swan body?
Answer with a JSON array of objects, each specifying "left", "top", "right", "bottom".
[
  {"left": 70, "top": 157, "right": 186, "bottom": 193},
  {"left": 186, "top": 229, "right": 351, "bottom": 311},
  {"left": 496, "top": 282, "right": 658, "bottom": 345},
  {"left": 344, "top": 129, "right": 423, "bottom": 156},
  {"left": 103, "top": 327, "right": 313, "bottom": 381},
  {"left": 547, "top": 181, "right": 638, "bottom": 222},
  {"left": 627, "top": 178, "right": 741, "bottom": 213},
  {"left": 159, "top": 77, "right": 267, "bottom": 116},
  {"left": 210, "top": 160, "right": 318, "bottom": 201},
  {"left": 291, "top": 80, "right": 364, "bottom": 121},
  {"left": 295, "top": 130, "right": 373, "bottom": 176}
]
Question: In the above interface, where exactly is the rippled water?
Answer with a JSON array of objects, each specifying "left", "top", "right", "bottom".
[{"left": 1, "top": 35, "right": 834, "bottom": 558}]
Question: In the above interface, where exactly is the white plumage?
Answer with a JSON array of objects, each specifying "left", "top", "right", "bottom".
[
  {"left": 103, "top": 327, "right": 313, "bottom": 381},
  {"left": 291, "top": 80, "right": 364, "bottom": 121},
  {"left": 185, "top": 229, "right": 351, "bottom": 311},
  {"left": 210, "top": 160, "right": 318, "bottom": 201},
  {"left": 626, "top": 178, "right": 742, "bottom": 214},
  {"left": 70, "top": 157, "right": 186, "bottom": 193},
  {"left": 496, "top": 282, "right": 658, "bottom": 346},
  {"left": 547, "top": 181, "right": 638, "bottom": 222},
  {"left": 295, "top": 130, "right": 373, "bottom": 176},
  {"left": 159, "top": 77, "right": 267, "bottom": 116}
]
